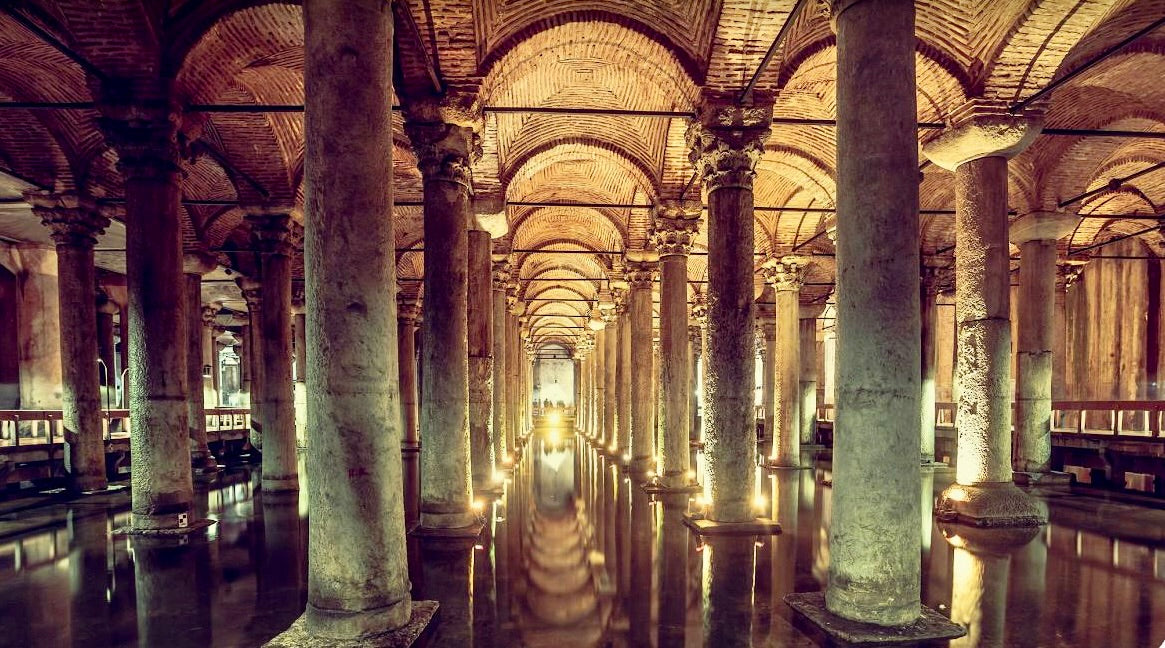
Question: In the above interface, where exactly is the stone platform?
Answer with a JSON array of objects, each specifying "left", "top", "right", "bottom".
[
  {"left": 265, "top": 600, "right": 438, "bottom": 647},
  {"left": 785, "top": 592, "right": 966, "bottom": 644}
]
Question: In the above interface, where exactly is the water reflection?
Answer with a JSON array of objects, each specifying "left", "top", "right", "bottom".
[{"left": 2, "top": 438, "right": 1165, "bottom": 647}]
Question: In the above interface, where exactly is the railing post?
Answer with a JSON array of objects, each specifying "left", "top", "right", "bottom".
[
  {"left": 1078, "top": 409, "right": 1086, "bottom": 435},
  {"left": 1112, "top": 409, "right": 1120, "bottom": 436},
  {"left": 1152, "top": 408, "right": 1161, "bottom": 438}
]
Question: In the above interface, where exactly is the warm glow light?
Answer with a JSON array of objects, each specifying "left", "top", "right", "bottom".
[
  {"left": 622, "top": 453, "right": 632, "bottom": 463},
  {"left": 548, "top": 429, "right": 561, "bottom": 445},
  {"left": 646, "top": 470, "right": 656, "bottom": 478},
  {"left": 945, "top": 485, "right": 968, "bottom": 502},
  {"left": 752, "top": 494, "right": 768, "bottom": 510},
  {"left": 473, "top": 544, "right": 484, "bottom": 551},
  {"left": 492, "top": 471, "right": 504, "bottom": 484},
  {"left": 502, "top": 454, "right": 513, "bottom": 465},
  {"left": 548, "top": 411, "right": 562, "bottom": 425},
  {"left": 685, "top": 469, "right": 696, "bottom": 480},
  {"left": 608, "top": 443, "right": 617, "bottom": 452},
  {"left": 695, "top": 494, "right": 711, "bottom": 508},
  {"left": 471, "top": 499, "right": 485, "bottom": 512}
]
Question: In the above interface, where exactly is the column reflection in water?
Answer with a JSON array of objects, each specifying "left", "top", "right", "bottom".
[
  {"left": 1006, "top": 527, "right": 1048, "bottom": 647},
  {"left": 253, "top": 492, "right": 305, "bottom": 636},
  {"left": 618, "top": 465, "right": 631, "bottom": 603},
  {"left": 767, "top": 470, "right": 800, "bottom": 643},
  {"left": 415, "top": 537, "right": 477, "bottom": 645},
  {"left": 944, "top": 525, "right": 1038, "bottom": 648},
  {"left": 68, "top": 509, "right": 112, "bottom": 648},
  {"left": 131, "top": 534, "right": 216, "bottom": 646},
  {"left": 656, "top": 492, "right": 689, "bottom": 647},
  {"left": 628, "top": 481, "right": 653, "bottom": 646},
  {"left": 473, "top": 518, "right": 498, "bottom": 646},
  {"left": 702, "top": 535, "right": 755, "bottom": 647}
]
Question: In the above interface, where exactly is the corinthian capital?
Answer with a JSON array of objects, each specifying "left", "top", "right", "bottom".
[
  {"left": 246, "top": 209, "right": 294, "bottom": 256},
  {"left": 492, "top": 259, "right": 513, "bottom": 291},
  {"left": 762, "top": 255, "right": 809, "bottom": 292},
  {"left": 404, "top": 120, "right": 481, "bottom": 187},
  {"left": 652, "top": 205, "right": 701, "bottom": 257},
  {"left": 687, "top": 103, "right": 772, "bottom": 192},
  {"left": 624, "top": 258, "right": 656, "bottom": 290},
  {"left": 25, "top": 191, "right": 110, "bottom": 248}
]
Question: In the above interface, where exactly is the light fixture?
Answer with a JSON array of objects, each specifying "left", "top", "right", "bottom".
[{"left": 215, "top": 330, "right": 239, "bottom": 346}]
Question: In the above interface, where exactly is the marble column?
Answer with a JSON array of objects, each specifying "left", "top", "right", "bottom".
[
  {"left": 924, "top": 107, "right": 1046, "bottom": 526},
  {"left": 1011, "top": 212, "right": 1078, "bottom": 475},
  {"left": 293, "top": 0, "right": 416, "bottom": 637},
  {"left": 398, "top": 295, "right": 421, "bottom": 529},
  {"left": 96, "top": 295, "right": 118, "bottom": 388},
  {"left": 625, "top": 259, "right": 655, "bottom": 474},
  {"left": 250, "top": 211, "right": 297, "bottom": 492},
  {"left": 491, "top": 261, "right": 510, "bottom": 468},
  {"left": 826, "top": 0, "right": 923, "bottom": 626},
  {"left": 406, "top": 112, "right": 478, "bottom": 530},
  {"left": 183, "top": 250, "right": 218, "bottom": 473},
  {"left": 688, "top": 322, "right": 703, "bottom": 467},
  {"left": 920, "top": 265, "right": 952, "bottom": 464},
  {"left": 798, "top": 305, "right": 824, "bottom": 447},
  {"left": 763, "top": 256, "right": 806, "bottom": 468},
  {"left": 758, "top": 312, "right": 776, "bottom": 449},
  {"left": 593, "top": 326, "right": 607, "bottom": 446},
  {"left": 13, "top": 248, "right": 63, "bottom": 409},
  {"left": 467, "top": 227, "right": 494, "bottom": 488},
  {"left": 99, "top": 96, "right": 195, "bottom": 531},
  {"left": 238, "top": 278, "right": 265, "bottom": 449},
  {"left": 28, "top": 192, "right": 108, "bottom": 492},
  {"left": 292, "top": 298, "right": 306, "bottom": 446},
  {"left": 616, "top": 289, "right": 632, "bottom": 458},
  {"left": 687, "top": 101, "right": 770, "bottom": 522},
  {"left": 601, "top": 305, "right": 618, "bottom": 452}
]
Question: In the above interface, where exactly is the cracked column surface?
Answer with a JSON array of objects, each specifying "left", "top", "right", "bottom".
[
  {"left": 687, "top": 101, "right": 770, "bottom": 523},
  {"left": 99, "top": 93, "right": 195, "bottom": 532},
  {"left": 924, "top": 106, "right": 1047, "bottom": 526},
  {"left": 799, "top": 305, "right": 824, "bottom": 447},
  {"left": 301, "top": 0, "right": 414, "bottom": 636},
  {"left": 407, "top": 107, "right": 478, "bottom": 530},
  {"left": 29, "top": 192, "right": 109, "bottom": 493},
  {"left": 183, "top": 250, "right": 219, "bottom": 474},
  {"left": 1011, "top": 212, "right": 1079, "bottom": 474},
  {"left": 250, "top": 211, "right": 298, "bottom": 493},
  {"left": 829, "top": 0, "right": 922, "bottom": 625},
  {"left": 468, "top": 227, "right": 494, "bottom": 488},
  {"left": 626, "top": 259, "right": 656, "bottom": 474},
  {"left": 764, "top": 257, "right": 806, "bottom": 468},
  {"left": 654, "top": 208, "right": 699, "bottom": 488},
  {"left": 492, "top": 261, "right": 510, "bottom": 467}
]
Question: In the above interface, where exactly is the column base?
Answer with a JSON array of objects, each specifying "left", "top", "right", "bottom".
[
  {"left": 263, "top": 474, "right": 301, "bottom": 493},
  {"left": 682, "top": 514, "right": 781, "bottom": 536},
  {"left": 1013, "top": 470, "right": 1072, "bottom": 488},
  {"left": 265, "top": 600, "right": 438, "bottom": 647},
  {"left": 785, "top": 592, "right": 965, "bottom": 644},
  {"left": 641, "top": 478, "right": 702, "bottom": 496},
  {"left": 765, "top": 459, "right": 811, "bottom": 471},
  {"left": 474, "top": 483, "right": 505, "bottom": 500},
  {"left": 72, "top": 475, "right": 109, "bottom": 493},
  {"left": 413, "top": 517, "right": 484, "bottom": 539},
  {"left": 936, "top": 482, "right": 1047, "bottom": 527}
]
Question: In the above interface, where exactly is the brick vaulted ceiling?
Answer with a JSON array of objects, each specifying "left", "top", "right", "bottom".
[{"left": 0, "top": 0, "right": 1163, "bottom": 349}]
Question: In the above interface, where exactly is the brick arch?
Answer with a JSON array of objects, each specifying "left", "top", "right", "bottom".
[
  {"left": 510, "top": 206, "right": 627, "bottom": 255},
  {"left": 502, "top": 139, "right": 658, "bottom": 202}
]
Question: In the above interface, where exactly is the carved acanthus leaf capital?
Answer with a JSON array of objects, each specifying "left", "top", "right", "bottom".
[
  {"left": 652, "top": 205, "right": 702, "bottom": 256},
  {"left": 624, "top": 259, "right": 656, "bottom": 290},
  {"left": 492, "top": 260, "right": 513, "bottom": 290},
  {"left": 690, "top": 294, "right": 709, "bottom": 325},
  {"left": 762, "top": 255, "right": 809, "bottom": 291},
  {"left": 97, "top": 88, "right": 183, "bottom": 180},
  {"left": 687, "top": 104, "right": 772, "bottom": 192},
  {"left": 397, "top": 294, "right": 421, "bottom": 325},
  {"left": 246, "top": 210, "right": 295, "bottom": 256},
  {"left": 404, "top": 120, "right": 481, "bottom": 187},
  {"left": 236, "top": 277, "right": 262, "bottom": 307},
  {"left": 921, "top": 263, "right": 956, "bottom": 294},
  {"left": 1057, "top": 260, "right": 1087, "bottom": 290},
  {"left": 25, "top": 191, "right": 110, "bottom": 248}
]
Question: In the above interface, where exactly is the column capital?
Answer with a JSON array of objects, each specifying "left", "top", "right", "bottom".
[
  {"left": 183, "top": 249, "right": 218, "bottom": 275},
  {"left": 201, "top": 306, "right": 219, "bottom": 326},
  {"left": 687, "top": 324, "right": 703, "bottom": 348},
  {"left": 1009, "top": 211, "right": 1079, "bottom": 244},
  {"left": 237, "top": 276, "right": 262, "bottom": 307},
  {"left": 245, "top": 210, "right": 294, "bottom": 256},
  {"left": 624, "top": 258, "right": 656, "bottom": 289},
  {"left": 652, "top": 205, "right": 702, "bottom": 256},
  {"left": 922, "top": 100, "right": 1043, "bottom": 171},
  {"left": 96, "top": 89, "right": 183, "bottom": 180},
  {"left": 397, "top": 294, "right": 421, "bottom": 325},
  {"left": 1056, "top": 259, "right": 1087, "bottom": 290},
  {"left": 687, "top": 103, "right": 772, "bottom": 192},
  {"left": 25, "top": 191, "right": 110, "bottom": 248},
  {"left": 761, "top": 255, "right": 809, "bottom": 291},
  {"left": 690, "top": 293, "right": 709, "bottom": 325},
  {"left": 921, "top": 263, "right": 956, "bottom": 295},
  {"left": 404, "top": 119, "right": 481, "bottom": 188},
  {"left": 799, "top": 303, "right": 827, "bottom": 320},
  {"left": 757, "top": 316, "right": 776, "bottom": 340},
  {"left": 492, "top": 259, "right": 513, "bottom": 290},
  {"left": 599, "top": 303, "right": 619, "bottom": 324}
]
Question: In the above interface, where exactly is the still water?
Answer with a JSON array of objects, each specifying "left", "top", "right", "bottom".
[{"left": 1, "top": 429, "right": 1163, "bottom": 647}]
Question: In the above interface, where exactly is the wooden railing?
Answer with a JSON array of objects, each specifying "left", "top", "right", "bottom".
[
  {"left": 817, "top": 400, "right": 1163, "bottom": 439},
  {"left": 0, "top": 408, "right": 251, "bottom": 449}
]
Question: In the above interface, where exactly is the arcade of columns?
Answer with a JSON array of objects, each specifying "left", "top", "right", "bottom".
[{"left": 3, "top": 0, "right": 1156, "bottom": 644}]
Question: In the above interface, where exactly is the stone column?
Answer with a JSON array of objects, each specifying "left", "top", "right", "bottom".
[
  {"left": 762, "top": 256, "right": 806, "bottom": 468},
  {"left": 601, "top": 305, "right": 618, "bottom": 452},
  {"left": 96, "top": 294, "right": 118, "bottom": 389},
  {"left": 625, "top": 259, "right": 656, "bottom": 475},
  {"left": 293, "top": 0, "right": 417, "bottom": 638},
  {"left": 202, "top": 308, "right": 220, "bottom": 409},
  {"left": 12, "top": 248, "right": 63, "bottom": 409},
  {"left": 28, "top": 192, "right": 109, "bottom": 492},
  {"left": 758, "top": 312, "right": 776, "bottom": 447},
  {"left": 924, "top": 107, "right": 1046, "bottom": 526},
  {"left": 397, "top": 295, "right": 421, "bottom": 528},
  {"left": 593, "top": 326, "right": 607, "bottom": 446},
  {"left": 467, "top": 227, "right": 494, "bottom": 488},
  {"left": 920, "top": 265, "right": 952, "bottom": 464},
  {"left": 798, "top": 0, "right": 933, "bottom": 631},
  {"left": 183, "top": 250, "right": 218, "bottom": 473},
  {"left": 238, "top": 278, "right": 265, "bottom": 449},
  {"left": 799, "top": 305, "right": 824, "bottom": 447},
  {"left": 687, "top": 321, "right": 703, "bottom": 465},
  {"left": 1053, "top": 262, "right": 1084, "bottom": 402},
  {"left": 506, "top": 303, "right": 521, "bottom": 453},
  {"left": 407, "top": 111, "right": 479, "bottom": 530},
  {"left": 292, "top": 297, "right": 306, "bottom": 446},
  {"left": 616, "top": 289, "right": 632, "bottom": 458},
  {"left": 654, "top": 208, "right": 699, "bottom": 488},
  {"left": 99, "top": 96, "right": 195, "bottom": 531},
  {"left": 687, "top": 101, "right": 771, "bottom": 522},
  {"left": 1010, "top": 212, "right": 1078, "bottom": 476},
  {"left": 491, "top": 261, "right": 510, "bottom": 467}
]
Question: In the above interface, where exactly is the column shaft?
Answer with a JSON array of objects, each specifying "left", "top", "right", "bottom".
[
  {"left": 594, "top": 328, "right": 606, "bottom": 445},
  {"left": 397, "top": 309, "right": 420, "bottom": 529},
  {"left": 829, "top": 0, "right": 921, "bottom": 624},
  {"left": 258, "top": 228, "right": 297, "bottom": 492},
  {"left": 491, "top": 279, "right": 507, "bottom": 466},
  {"left": 184, "top": 272, "right": 215, "bottom": 471},
  {"left": 798, "top": 314, "right": 818, "bottom": 446},
  {"left": 603, "top": 316, "right": 617, "bottom": 449},
  {"left": 1015, "top": 239, "right": 1056, "bottom": 472},
  {"left": 617, "top": 308, "right": 631, "bottom": 455},
  {"left": 760, "top": 319, "right": 776, "bottom": 448},
  {"left": 660, "top": 253, "right": 690, "bottom": 486},
  {"left": 921, "top": 282, "right": 939, "bottom": 463},
  {"left": 294, "top": 312, "right": 307, "bottom": 383},
  {"left": 302, "top": 0, "right": 412, "bottom": 635},
  {"left": 629, "top": 275, "right": 654, "bottom": 471},
  {"left": 776, "top": 287, "right": 800, "bottom": 463},
  {"left": 467, "top": 229, "right": 494, "bottom": 486}
]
